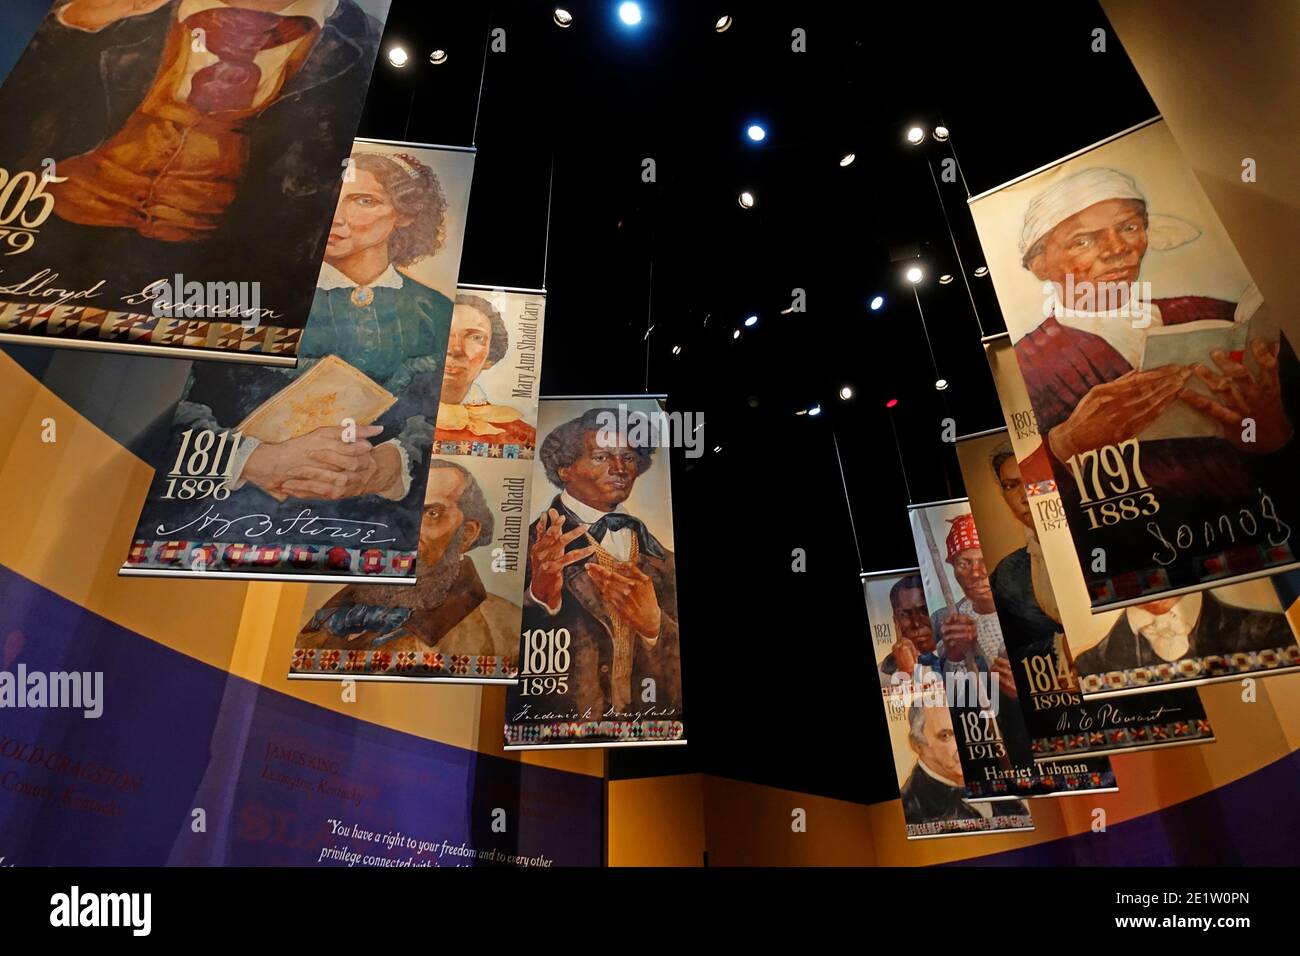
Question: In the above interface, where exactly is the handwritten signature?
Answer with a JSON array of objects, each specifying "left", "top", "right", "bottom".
[{"left": 157, "top": 507, "right": 396, "bottom": 545}]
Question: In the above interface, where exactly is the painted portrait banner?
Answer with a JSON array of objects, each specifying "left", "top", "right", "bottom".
[
  {"left": 504, "top": 396, "right": 685, "bottom": 749},
  {"left": 0, "top": 0, "right": 393, "bottom": 363},
  {"left": 288, "top": 286, "right": 546, "bottom": 681},
  {"left": 987, "top": 335, "right": 1300, "bottom": 699},
  {"left": 908, "top": 501, "right": 1115, "bottom": 800},
  {"left": 863, "top": 569, "right": 1034, "bottom": 840},
  {"left": 969, "top": 119, "right": 1300, "bottom": 610},
  {"left": 956, "top": 425, "right": 1215, "bottom": 757},
  {"left": 122, "top": 140, "right": 474, "bottom": 583}
]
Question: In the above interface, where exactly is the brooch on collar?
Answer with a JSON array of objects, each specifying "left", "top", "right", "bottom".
[{"left": 351, "top": 286, "right": 376, "bottom": 308}]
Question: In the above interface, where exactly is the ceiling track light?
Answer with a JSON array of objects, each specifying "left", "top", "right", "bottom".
[
  {"left": 553, "top": 8, "right": 573, "bottom": 27},
  {"left": 715, "top": 15, "right": 733, "bottom": 32},
  {"left": 938, "top": 274, "right": 954, "bottom": 285},
  {"left": 732, "top": 329, "right": 741, "bottom": 339},
  {"left": 869, "top": 295, "right": 884, "bottom": 311},
  {"left": 387, "top": 46, "right": 409, "bottom": 68},
  {"left": 429, "top": 49, "right": 448, "bottom": 65},
  {"left": 973, "top": 265, "right": 989, "bottom": 277},
  {"left": 905, "top": 265, "right": 923, "bottom": 284},
  {"left": 906, "top": 125, "right": 926, "bottom": 145},
  {"left": 619, "top": 2, "right": 643, "bottom": 26},
  {"left": 839, "top": 152, "right": 856, "bottom": 167},
  {"left": 738, "top": 190, "right": 755, "bottom": 208},
  {"left": 839, "top": 386, "right": 854, "bottom": 400},
  {"left": 808, "top": 404, "right": 822, "bottom": 416},
  {"left": 935, "top": 378, "right": 949, "bottom": 391},
  {"left": 933, "top": 125, "right": 950, "bottom": 141}
]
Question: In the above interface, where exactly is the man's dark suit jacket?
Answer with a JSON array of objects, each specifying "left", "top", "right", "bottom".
[
  {"left": 1075, "top": 591, "right": 1295, "bottom": 675},
  {"left": 522, "top": 494, "right": 682, "bottom": 719},
  {"left": 0, "top": 0, "right": 383, "bottom": 330},
  {"left": 900, "top": 763, "right": 1030, "bottom": 825}
]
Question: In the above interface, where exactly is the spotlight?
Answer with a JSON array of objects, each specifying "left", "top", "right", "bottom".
[
  {"left": 885, "top": 398, "right": 899, "bottom": 409},
  {"left": 905, "top": 266, "right": 923, "bottom": 284},
  {"left": 714, "top": 445, "right": 723, "bottom": 453},
  {"left": 619, "top": 2, "right": 642, "bottom": 25},
  {"left": 715, "top": 15, "right": 732, "bottom": 32},
  {"left": 429, "top": 49, "right": 448, "bottom": 65},
  {"left": 795, "top": 409, "right": 808, "bottom": 416},
  {"left": 906, "top": 125, "right": 925, "bottom": 145},
  {"left": 869, "top": 295, "right": 884, "bottom": 311},
  {"left": 839, "top": 152, "right": 856, "bottom": 167},
  {"left": 738, "top": 190, "right": 755, "bottom": 208},
  {"left": 554, "top": 8, "right": 573, "bottom": 27},
  {"left": 839, "top": 386, "right": 854, "bottom": 400},
  {"left": 973, "top": 265, "right": 989, "bottom": 277},
  {"left": 808, "top": 404, "right": 822, "bottom": 416},
  {"left": 934, "top": 125, "right": 950, "bottom": 141},
  {"left": 747, "top": 124, "right": 766, "bottom": 142},
  {"left": 672, "top": 345, "right": 682, "bottom": 355},
  {"left": 935, "top": 378, "right": 949, "bottom": 391},
  {"left": 387, "top": 46, "right": 409, "bottom": 68},
  {"left": 939, "top": 274, "right": 954, "bottom": 285},
  {"left": 732, "top": 329, "right": 741, "bottom": 339},
  {"left": 744, "top": 314, "right": 758, "bottom": 327}
]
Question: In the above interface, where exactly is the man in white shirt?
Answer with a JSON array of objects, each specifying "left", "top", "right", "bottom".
[
  {"left": 1075, "top": 588, "right": 1295, "bottom": 676},
  {"left": 524, "top": 407, "right": 681, "bottom": 716}
]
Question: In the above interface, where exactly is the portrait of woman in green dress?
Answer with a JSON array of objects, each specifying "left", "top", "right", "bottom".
[{"left": 136, "top": 148, "right": 459, "bottom": 558}]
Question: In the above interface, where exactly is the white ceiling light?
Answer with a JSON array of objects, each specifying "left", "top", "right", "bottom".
[
  {"left": 906, "top": 126, "right": 925, "bottom": 145},
  {"left": 429, "top": 49, "right": 448, "bottom": 65},
  {"left": 738, "top": 190, "right": 755, "bottom": 208},
  {"left": 808, "top": 404, "right": 822, "bottom": 416},
  {"left": 939, "top": 273, "right": 954, "bottom": 285},
  {"left": 732, "top": 329, "right": 741, "bottom": 339},
  {"left": 974, "top": 265, "right": 989, "bottom": 277},
  {"left": 905, "top": 265, "right": 923, "bottom": 284},
  {"left": 839, "top": 152, "right": 856, "bottom": 167},
  {"left": 744, "top": 314, "right": 758, "bottom": 327},
  {"left": 554, "top": 8, "right": 573, "bottom": 27},
  {"left": 839, "top": 386, "right": 854, "bottom": 400},
  {"left": 934, "top": 125, "right": 950, "bottom": 141},
  {"left": 387, "top": 46, "right": 409, "bottom": 68},
  {"left": 935, "top": 378, "right": 949, "bottom": 391},
  {"left": 672, "top": 344, "right": 682, "bottom": 355},
  {"left": 715, "top": 15, "right": 733, "bottom": 32}
]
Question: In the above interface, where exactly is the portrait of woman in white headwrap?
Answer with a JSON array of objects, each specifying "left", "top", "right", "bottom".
[{"left": 970, "top": 119, "right": 1300, "bottom": 600}]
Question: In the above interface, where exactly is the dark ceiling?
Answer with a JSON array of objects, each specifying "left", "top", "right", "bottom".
[{"left": 1, "top": 0, "right": 1158, "bottom": 804}]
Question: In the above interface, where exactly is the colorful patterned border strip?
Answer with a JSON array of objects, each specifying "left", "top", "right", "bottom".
[
  {"left": 1033, "top": 717, "right": 1214, "bottom": 757},
  {"left": 1088, "top": 543, "right": 1297, "bottom": 605},
  {"left": 125, "top": 539, "right": 417, "bottom": 577},
  {"left": 907, "top": 814, "right": 1034, "bottom": 837},
  {"left": 1079, "top": 645, "right": 1300, "bottom": 694},
  {"left": 291, "top": 647, "right": 517, "bottom": 680},
  {"left": 431, "top": 439, "right": 534, "bottom": 459},
  {"left": 964, "top": 767, "right": 1115, "bottom": 799},
  {"left": 505, "top": 720, "right": 686, "bottom": 745},
  {"left": 0, "top": 301, "right": 302, "bottom": 355}
]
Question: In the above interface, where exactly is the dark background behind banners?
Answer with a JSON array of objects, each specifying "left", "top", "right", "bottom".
[{"left": 1, "top": 0, "right": 1155, "bottom": 804}]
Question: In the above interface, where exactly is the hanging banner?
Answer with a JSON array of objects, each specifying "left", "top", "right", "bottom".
[
  {"left": 987, "top": 335, "right": 1300, "bottom": 699},
  {"left": 864, "top": 569, "right": 1034, "bottom": 839},
  {"left": 504, "top": 396, "right": 686, "bottom": 749},
  {"left": 122, "top": 140, "right": 475, "bottom": 583},
  {"left": 955, "top": 425, "right": 1215, "bottom": 756},
  {"left": 0, "top": 0, "right": 393, "bottom": 364},
  {"left": 908, "top": 500, "right": 1116, "bottom": 799},
  {"left": 969, "top": 118, "right": 1300, "bottom": 610},
  {"left": 289, "top": 286, "right": 546, "bottom": 681}
]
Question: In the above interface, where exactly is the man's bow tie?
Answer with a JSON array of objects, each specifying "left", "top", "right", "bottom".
[{"left": 584, "top": 512, "right": 665, "bottom": 559}]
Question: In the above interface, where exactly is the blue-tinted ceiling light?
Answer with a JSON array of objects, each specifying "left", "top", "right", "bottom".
[
  {"left": 869, "top": 295, "right": 885, "bottom": 311},
  {"left": 744, "top": 314, "right": 758, "bottom": 327},
  {"left": 619, "top": 3, "right": 642, "bottom": 26},
  {"left": 747, "top": 124, "right": 766, "bottom": 142}
]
